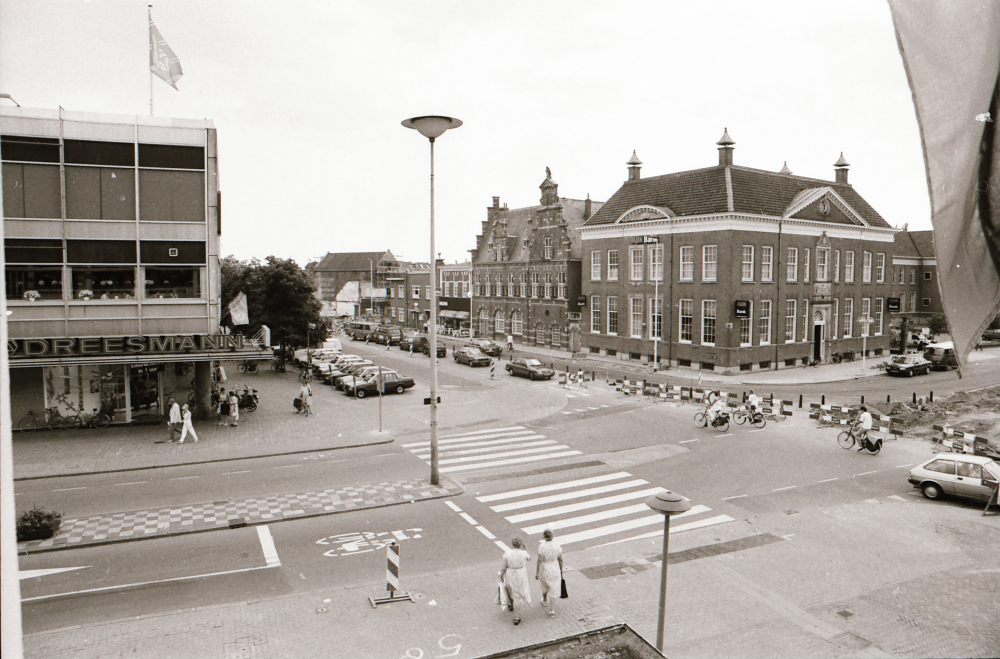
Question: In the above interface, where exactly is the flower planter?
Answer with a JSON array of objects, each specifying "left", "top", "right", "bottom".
[
  {"left": 16, "top": 507, "right": 62, "bottom": 542},
  {"left": 17, "top": 523, "right": 60, "bottom": 542}
]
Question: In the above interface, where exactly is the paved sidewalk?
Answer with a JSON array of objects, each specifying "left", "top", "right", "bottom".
[{"left": 18, "top": 476, "right": 463, "bottom": 553}]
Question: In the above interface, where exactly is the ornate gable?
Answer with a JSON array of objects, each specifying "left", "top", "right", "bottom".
[{"left": 784, "top": 187, "right": 868, "bottom": 226}]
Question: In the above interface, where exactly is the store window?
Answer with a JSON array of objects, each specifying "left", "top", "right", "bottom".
[
  {"left": 72, "top": 266, "right": 136, "bottom": 299},
  {"left": 144, "top": 266, "right": 202, "bottom": 298},
  {"left": 6, "top": 265, "right": 63, "bottom": 300}
]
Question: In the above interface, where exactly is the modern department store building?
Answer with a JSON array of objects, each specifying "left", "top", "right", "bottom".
[{"left": 3, "top": 106, "right": 269, "bottom": 424}]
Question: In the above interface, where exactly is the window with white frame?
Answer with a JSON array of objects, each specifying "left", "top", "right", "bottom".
[
  {"left": 843, "top": 298, "right": 854, "bottom": 338},
  {"left": 425, "top": 285, "right": 431, "bottom": 300},
  {"left": 863, "top": 252, "right": 872, "bottom": 282},
  {"left": 531, "top": 272, "right": 539, "bottom": 298},
  {"left": 876, "top": 253, "right": 885, "bottom": 283},
  {"left": 607, "top": 250, "right": 619, "bottom": 281},
  {"left": 590, "top": 296, "right": 601, "bottom": 333},
  {"left": 679, "top": 299, "right": 693, "bottom": 342},
  {"left": 630, "top": 297, "right": 643, "bottom": 338},
  {"left": 630, "top": 246, "right": 643, "bottom": 281},
  {"left": 495, "top": 275, "right": 502, "bottom": 297},
  {"left": 649, "top": 297, "right": 662, "bottom": 340},
  {"left": 543, "top": 237, "right": 553, "bottom": 259},
  {"left": 803, "top": 249, "right": 811, "bottom": 283},
  {"left": 787, "top": 247, "right": 798, "bottom": 282},
  {"left": 390, "top": 286, "right": 395, "bottom": 298},
  {"left": 543, "top": 274, "right": 552, "bottom": 299},
  {"left": 834, "top": 250, "right": 840, "bottom": 282},
  {"left": 742, "top": 245, "right": 754, "bottom": 282},
  {"left": 740, "top": 301, "right": 753, "bottom": 346},
  {"left": 874, "top": 298, "right": 883, "bottom": 335},
  {"left": 702, "top": 245, "right": 718, "bottom": 282},
  {"left": 399, "top": 285, "right": 405, "bottom": 298},
  {"left": 832, "top": 298, "right": 839, "bottom": 340},
  {"left": 861, "top": 298, "right": 871, "bottom": 335},
  {"left": 802, "top": 299, "right": 809, "bottom": 342},
  {"left": 817, "top": 248, "right": 829, "bottom": 281},
  {"left": 494, "top": 309, "right": 505, "bottom": 334},
  {"left": 512, "top": 310, "right": 523, "bottom": 335},
  {"left": 845, "top": 251, "right": 855, "bottom": 283},
  {"left": 785, "top": 299, "right": 797, "bottom": 343},
  {"left": 412, "top": 285, "right": 420, "bottom": 299},
  {"left": 607, "top": 296, "right": 618, "bottom": 335},
  {"left": 484, "top": 279, "right": 491, "bottom": 296},
  {"left": 556, "top": 271, "right": 566, "bottom": 299},
  {"left": 702, "top": 299, "right": 717, "bottom": 345},
  {"left": 761, "top": 246, "right": 773, "bottom": 282},
  {"left": 680, "top": 246, "right": 694, "bottom": 281},
  {"left": 591, "top": 251, "right": 601, "bottom": 281},
  {"left": 649, "top": 244, "right": 663, "bottom": 281},
  {"left": 910, "top": 267, "right": 915, "bottom": 284},
  {"left": 759, "top": 300, "right": 772, "bottom": 345},
  {"left": 909, "top": 292, "right": 916, "bottom": 311}
]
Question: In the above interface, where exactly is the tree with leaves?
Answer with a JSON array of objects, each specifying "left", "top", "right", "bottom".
[{"left": 221, "top": 256, "right": 328, "bottom": 367}]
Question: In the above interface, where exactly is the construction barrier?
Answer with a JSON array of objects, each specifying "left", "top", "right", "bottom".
[
  {"left": 931, "top": 425, "right": 999, "bottom": 457},
  {"left": 809, "top": 404, "right": 903, "bottom": 439},
  {"left": 369, "top": 542, "right": 414, "bottom": 608}
]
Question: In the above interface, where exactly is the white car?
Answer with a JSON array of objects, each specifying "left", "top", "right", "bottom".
[{"left": 908, "top": 453, "right": 999, "bottom": 503}]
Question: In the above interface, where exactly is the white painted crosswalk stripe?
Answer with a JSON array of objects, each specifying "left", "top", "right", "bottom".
[
  {"left": 414, "top": 440, "right": 556, "bottom": 459},
  {"left": 411, "top": 435, "right": 547, "bottom": 454},
  {"left": 505, "top": 487, "right": 666, "bottom": 523},
  {"left": 491, "top": 479, "right": 650, "bottom": 513},
  {"left": 477, "top": 472, "right": 633, "bottom": 503},
  {"left": 408, "top": 425, "right": 580, "bottom": 474},
  {"left": 403, "top": 428, "right": 535, "bottom": 448},
  {"left": 521, "top": 504, "right": 712, "bottom": 535},
  {"left": 439, "top": 451, "right": 582, "bottom": 473},
  {"left": 436, "top": 445, "right": 576, "bottom": 465}
]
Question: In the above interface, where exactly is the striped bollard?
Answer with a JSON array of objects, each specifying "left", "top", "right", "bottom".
[
  {"left": 490, "top": 360, "right": 496, "bottom": 380},
  {"left": 369, "top": 542, "right": 414, "bottom": 607}
]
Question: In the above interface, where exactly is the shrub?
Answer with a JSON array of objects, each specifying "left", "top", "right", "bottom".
[{"left": 16, "top": 506, "right": 62, "bottom": 541}]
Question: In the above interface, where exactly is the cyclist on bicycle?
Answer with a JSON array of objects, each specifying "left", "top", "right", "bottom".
[
  {"left": 706, "top": 393, "right": 726, "bottom": 425},
  {"left": 747, "top": 390, "right": 761, "bottom": 417},
  {"left": 856, "top": 405, "right": 874, "bottom": 451}
]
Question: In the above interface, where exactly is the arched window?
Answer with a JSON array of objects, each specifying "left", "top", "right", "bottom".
[
  {"left": 494, "top": 309, "right": 506, "bottom": 335},
  {"left": 511, "top": 310, "right": 523, "bottom": 335}
]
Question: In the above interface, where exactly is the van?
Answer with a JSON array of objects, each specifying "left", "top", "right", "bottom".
[
  {"left": 321, "top": 339, "right": 342, "bottom": 353},
  {"left": 923, "top": 341, "right": 958, "bottom": 370},
  {"left": 371, "top": 326, "right": 402, "bottom": 346},
  {"left": 345, "top": 321, "right": 378, "bottom": 341}
]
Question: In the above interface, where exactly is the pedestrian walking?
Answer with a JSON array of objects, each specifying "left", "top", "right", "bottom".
[
  {"left": 217, "top": 387, "right": 228, "bottom": 425},
  {"left": 500, "top": 537, "right": 532, "bottom": 625},
  {"left": 506, "top": 334, "right": 514, "bottom": 358},
  {"left": 535, "top": 529, "right": 564, "bottom": 617},
  {"left": 166, "top": 397, "right": 182, "bottom": 441},
  {"left": 299, "top": 380, "right": 313, "bottom": 416},
  {"left": 178, "top": 403, "right": 198, "bottom": 443},
  {"left": 228, "top": 390, "right": 240, "bottom": 427}
]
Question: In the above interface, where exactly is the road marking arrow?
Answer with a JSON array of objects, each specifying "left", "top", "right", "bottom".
[{"left": 19, "top": 566, "right": 91, "bottom": 580}]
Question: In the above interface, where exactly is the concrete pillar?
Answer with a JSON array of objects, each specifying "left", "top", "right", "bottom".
[{"left": 194, "top": 361, "right": 214, "bottom": 421}]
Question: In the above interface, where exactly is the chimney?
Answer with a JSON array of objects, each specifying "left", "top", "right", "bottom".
[
  {"left": 717, "top": 128, "right": 735, "bottom": 166},
  {"left": 834, "top": 152, "right": 850, "bottom": 184},
  {"left": 584, "top": 193, "right": 592, "bottom": 220},
  {"left": 492, "top": 196, "right": 500, "bottom": 209},
  {"left": 626, "top": 151, "right": 642, "bottom": 181}
]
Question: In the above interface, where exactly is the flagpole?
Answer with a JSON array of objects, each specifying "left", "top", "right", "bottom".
[{"left": 148, "top": 5, "right": 154, "bottom": 116}]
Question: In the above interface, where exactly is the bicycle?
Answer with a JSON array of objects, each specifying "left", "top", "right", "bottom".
[
  {"left": 830, "top": 350, "right": 854, "bottom": 364},
  {"left": 237, "top": 359, "right": 259, "bottom": 374},
  {"left": 17, "top": 408, "right": 69, "bottom": 432},
  {"left": 64, "top": 407, "right": 112, "bottom": 430},
  {"left": 837, "top": 420, "right": 881, "bottom": 455},
  {"left": 732, "top": 405, "right": 767, "bottom": 428},
  {"left": 694, "top": 408, "right": 730, "bottom": 432},
  {"left": 270, "top": 358, "right": 286, "bottom": 373}
]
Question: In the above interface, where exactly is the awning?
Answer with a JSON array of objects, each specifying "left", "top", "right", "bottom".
[{"left": 438, "top": 310, "right": 470, "bottom": 319}]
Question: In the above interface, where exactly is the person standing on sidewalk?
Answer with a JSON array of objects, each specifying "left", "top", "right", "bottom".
[
  {"left": 217, "top": 387, "right": 228, "bottom": 425},
  {"left": 535, "top": 529, "right": 564, "bottom": 618},
  {"left": 500, "top": 537, "right": 532, "bottom": 625},
  {"left": 228, "top": 390, "right": 240, "bottom": 427},
  {"left": 178, "top": 403, "right": 198, "bottom": 443},
  {"left": 167, "top": 397, "right": 182, "bottom": 441}
]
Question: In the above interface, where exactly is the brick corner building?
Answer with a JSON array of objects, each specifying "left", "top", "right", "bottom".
[{"left": 580, "top": 132, "right": 899, "bottom": 375}]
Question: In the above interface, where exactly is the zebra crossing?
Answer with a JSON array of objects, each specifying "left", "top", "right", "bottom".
[
  {"left": 476, "top": 471, "right": 734, "bottom": 549},
  {"left": 402, "top": 426, "right": 581, "bottom": 474}
]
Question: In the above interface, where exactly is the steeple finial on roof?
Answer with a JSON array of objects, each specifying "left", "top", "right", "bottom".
[
  {"left": 779, "top": 161, "right": 792, "bottom": 175},
  {"left": 626, "top": 150, "right": 642, "bottom": 166},
  {"left": 716, "top": 128, "right": 735, "bottom": 146},
  {"left": 627, "top": 150, "right": 642, "bottom": 181},
  {"left": 834, "top": 152, "right": 850, "bottom": 168}
]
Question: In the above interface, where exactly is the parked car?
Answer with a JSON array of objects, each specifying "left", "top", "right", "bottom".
[
  {"left": 467, "top": 338, "right": 503, "bottom": 357},
  {"left": 506, "top": 358, "right": 554, "bottom": 380},
  {"left": 885, "top": 354, "right": 931, "bottom": 377},
  {"left": 398, "top": 333, "right": 417, "bottom": 351},
  {"left": 908, "top": 454, "right": 1000, "bottom": 503},
  {"left": 408, "top": 336, "right": 446, "bottom": 357},
  {"left": 924, "top": 341, "right": 958, "bottom": 370},
  {"left": 294, "top": 348, "right": 338, "bottom": 366},
  {"left": 453, "top": 347, "right": 491, "bottom": 367},
  {"left": 345, "top": 320, "right": 379, "bottom": 341},
  {"left": 344, "top": 372, "right": 416, "bottom": 398},
  {"left": 336, "top": 366, "right": 398, "bottom": 390},
  {"left": 371, "top": 326, "right": 402, "bottom": 345}
]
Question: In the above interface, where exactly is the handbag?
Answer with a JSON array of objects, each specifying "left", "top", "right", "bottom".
[{"left": 560, "top": 577, "right": 568, "bottom": 599}]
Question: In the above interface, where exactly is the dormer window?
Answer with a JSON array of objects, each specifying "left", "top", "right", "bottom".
[{"left": 544, "top": 237, "right": 553, "bottom": 259}]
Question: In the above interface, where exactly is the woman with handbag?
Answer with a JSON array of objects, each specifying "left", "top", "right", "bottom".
[
  {"left": 535, "top": 529, "right": 564, "bottom": 617},
  {"left": 499, "top": 537, "right": 531, "bottom": 625}
]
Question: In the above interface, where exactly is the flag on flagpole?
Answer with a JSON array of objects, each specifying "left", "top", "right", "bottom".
[
  {"left": 229, "top": 292, "right": 250, "bottom": 326},
  {"left": 149, "top": 16, "right": 183, "bottom": 90}
]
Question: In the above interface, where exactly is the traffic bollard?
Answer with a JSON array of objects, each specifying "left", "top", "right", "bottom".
[
  {"left": 887, "top": 394, "right": 891, "bottom": 404},
  {"left": 861, "top": 395, "right": 865, "bottom": 405},
  {"left": 799, "top": 394, "right": 803, "bottom": 408},
  {"left": 913, "top": 392, "right": 917, "bottom": 404},
  {"left": 821, "top": 395, "right": 825, "bottom": 405},
  {"left": 929, "top": 391, "right": 933, "bottom": 402}
]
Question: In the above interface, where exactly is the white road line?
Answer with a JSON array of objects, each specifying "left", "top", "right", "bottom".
[
  {"left": 223, "top": 470, "right": 252, "bottom": 475},
  {"left": 114, "top": 481, "right": 147, "bottom": 486},
  {"left": 52, "top": 487, "right": 86, "bottom": 492},
  {"left": 444, "top": 501, "right": 463, "bottom": 512},
  {"left": 477, "top": 472, "right": 633, "bottom": 502},
  {"left": 491, "top": 479, "right": 650, "bottom": 512},
  {"left": 257, "top": 525, "right": 281, "bottom": 568},
  {"left": 717, "top": 433, "right": 733, "bottom": 437},
  {"left": 523, "top": 504, "right": 713, "bottom": 535},
  {"left": 856, "top": 471, "right": 877, "bottom": 476},
  {"left": 410, "top": 435, "right": 547, "bottom": 452},
  {"left": 561, "top": 411, "right": 572, "bottom": 415},
  {"left": 403, "top": 430, "right": 538, "bottom": 449},
  {"left": 575, "top": 409, "right": 587, "bottom": 412},
  {"left": 322, "top": 459, "right": 347, "bottom": 464},
  {"left": 435, "top": 445, "right": 575, "bottom": 466},
  {"left": 721, "top": 494, "right": 747, "bottom": 500},
  {"left": 169, "top": 476, "right": 200, "bottom": 481},
  {"left": 679, "top": 439, "right": 699, "bottom": 444},
  {"left": 272, "top": 465, "right": 302, "bottom": 470},
  {"left": 588, "top": 407, "right": 600, "bottom": 410},
  {"left": 414, "top": 440, "right": 556, "bottom": 459},
  {"left": 895, "top": 464, "right": 914, "bottom": 469},
  {"left": 818, "top": 478, "right": 838, "bottom": 483},
  {"left": 748, "top": 429, "right": 765, "bottom": 433},
  {"left": 590, "top": 515, "right": 737, "bottom": 548},
  {"left": 494, "top": 540, "right": 511, "bottom": 552},
  {"left": 772, "top": 486, "right": 796, "bottom": 492},
  {"left": 459, "top": 512, "right": 478, "bottom": 525},
  {"left": 600, "top": 405, "right": 609, "bottom": 408},
  {"left": 887, "top": 495, "right": 908, "bottom": 502},
  {"left": 476, "top": 526, "right": 496, "bottom": 540},
  {"left": 505, "top": 487, "right": 665, "bottom": 523},
  {"left": 440, "top": 451, "right": 582, "bottom": 473},
  {"left": 19, "top": 566, "right": 91, "bottom": 580}
]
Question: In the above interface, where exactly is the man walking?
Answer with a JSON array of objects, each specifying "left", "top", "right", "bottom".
[{"left": 167, "top": 397, "right": 182, "bottom": 441}]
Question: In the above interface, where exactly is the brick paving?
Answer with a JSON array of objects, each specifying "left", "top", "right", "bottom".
[{"left": 18, "top": 476, "right": 463, "bottom": 553}]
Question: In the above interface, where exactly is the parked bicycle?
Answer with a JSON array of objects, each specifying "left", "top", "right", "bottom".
[
  {"left": 732, "top": 405, "right": 767, "bottom": 428},
  {"left": 237, "top": 359, "right": 259, "bottom": 374},
  {"left": 233, "top": 385, "right": 259, "bottom": 412},
  {"left": 64, "top": 407, "right": 112, "bottom": 430},
  {"left": 837, "top": 419, "right": 881, "bottom": 455},
  {"left": 830, "top": 350, "right": 855, "bottom": 364},
  {"left": 270, "top": 357, "right": 286, "bottom": 373},
  {"left": 17, "top": 408, "right": 70, "bottom": 432}
]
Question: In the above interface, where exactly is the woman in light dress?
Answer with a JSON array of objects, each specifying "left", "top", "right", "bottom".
[
  {"left": 178, "top": 403, "right": 198, "bottom": 443},
  {"left": 536, "top": 529, "right": 564, "bottom": 617},
  {"left": 500, "top": 537, "right": 531, "bottom": 625}
]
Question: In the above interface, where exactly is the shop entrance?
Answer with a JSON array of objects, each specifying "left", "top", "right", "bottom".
[{"left": 129, "top": 364, "right": 164, "bottom": 422}]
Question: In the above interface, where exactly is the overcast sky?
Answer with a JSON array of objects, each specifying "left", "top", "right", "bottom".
[{"left": 1, "top": 0, "right": 928, "bottom": 266}]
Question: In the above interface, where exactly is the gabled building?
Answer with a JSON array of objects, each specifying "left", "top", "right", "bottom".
[
  {"left": 470, "top": 169, "right": 603, "bottom": 350},
  {"left": 580, "top": 132, "right": 898, "bottom": 374},
  {"left": 891, "top": 229, "right": 941, "bottom": 315},
  {"left": 307, "top": 250, "right": 395, "bottom": 318}
]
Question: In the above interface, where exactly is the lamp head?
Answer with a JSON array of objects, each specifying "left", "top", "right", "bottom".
[
  {"left": 402, "top": 115, "right": 463, "bottom": 140},
  {"left": 645, "top": 489, "right": 692, "bottom": 516}
]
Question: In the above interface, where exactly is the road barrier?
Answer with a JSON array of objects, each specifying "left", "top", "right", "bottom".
[
  {"left": 809, "top": 403, "right": 903, "bottom": 440},
  {"left": 369, "top": 542, "right": 414, "bottom": 608},
  {"left": 931, "top": 425, "right": 998, "bottom": 457}
]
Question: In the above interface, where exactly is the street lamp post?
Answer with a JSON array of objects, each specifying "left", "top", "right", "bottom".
[
  {"left": 645, "top": 489, "right": 692, "bottom": 654},
  {"left": 403, "top": 115, "right": 462, "bottom": 486},
  {"left": 858, "top": 315, "right": 874, "bottom": 374},
  {"left": 306, "top": 322, "right": 317, "bottom": 374}
]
